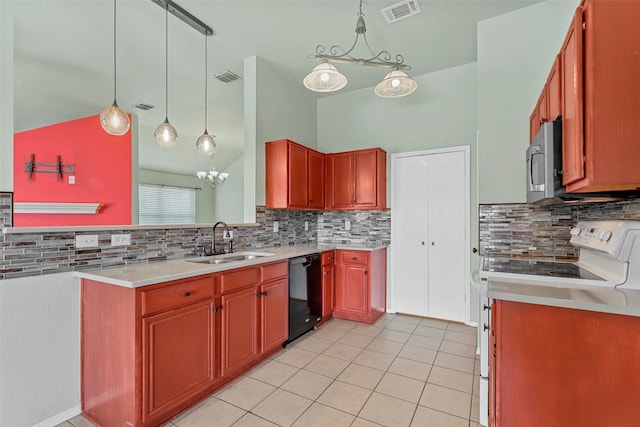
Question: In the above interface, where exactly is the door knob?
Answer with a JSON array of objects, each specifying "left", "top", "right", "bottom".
[{"left": 431, "top": 242, "right": 435, "bottom": 246}]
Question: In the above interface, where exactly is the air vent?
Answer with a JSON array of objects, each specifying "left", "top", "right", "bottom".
[
  {"left": 132, "top": 103, "right": 154, "bottom": 111},
  {"left": 214, "top": 70, "right": 242, "bottom": 84},
  {"left": 381, "top": 0, "right": 421, "bottom": 24}
]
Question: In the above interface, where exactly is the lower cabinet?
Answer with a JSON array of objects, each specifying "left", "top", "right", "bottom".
[
  {"left": 259, "top": 277, "right": 289, "bottom": 354},
  {"left": 334, "top": 248, "right": 386, "bottom": 324},
  {"left": 321, "top": 250, "right": 336, "bottom": 320},
  {"left": 220, "top": 285, "right": 259, "bottom": 377},
  {"left": 491, "top": 300, "right": 640, "bottom": 427}
]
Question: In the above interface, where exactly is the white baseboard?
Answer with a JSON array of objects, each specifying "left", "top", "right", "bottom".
[{"left": 32, "top": 405, "right": 81, "bottom": 427}]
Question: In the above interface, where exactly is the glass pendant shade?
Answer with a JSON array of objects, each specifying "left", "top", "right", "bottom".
[
  {"left": 195, "top": 131, "right": 216, "bottom": 156},
  {"left": 100, "top": 100, "right": 130, "bottom": 135},
  {"left": 154, "top": 118, "right": 178, "bottom": 148},
  {"left": 303, "top": 62, "right": 348, "bottom": 92},
  {"left": 374, "top": 69, "right": 418, "bottom": 98}
]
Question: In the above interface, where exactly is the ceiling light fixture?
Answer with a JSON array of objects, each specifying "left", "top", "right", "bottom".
[
  {"left": 195, "top": 34, "right": 216, "bottom": 156},
  {"left": 100, "top": 0, "right": 130, "bottom": 136},
  {"left": 304, "top": 0, "right": 417, "bottom": 98},
  {"left": 154, "top": 2, "right": 178, "bottom": 148},
  {"left": 197, "top": 159, "right": 229, "bottom": 189}
]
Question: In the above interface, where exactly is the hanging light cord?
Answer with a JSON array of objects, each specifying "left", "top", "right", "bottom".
[
  {"left": 112, "top": 0, "right": 117, "bottom": 101},
  {"left": 164, "top": 3, "right": 169, "bottom": 121},
  {"left": 203, "top": 35, "right": 208, "bottom": 132}
]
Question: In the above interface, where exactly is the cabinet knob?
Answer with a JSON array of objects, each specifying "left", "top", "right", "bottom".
[
  {"left": 213, "top": 305, "right": 223, "bottom": 313},
  {"left": 183, "top": 291, "right": 191, "bottom": 297},
  {"left": 364, "top": 271, "right": 368, "bottom": 275},
  {"left": 483, "top": 304, "right": 491, "bottom": 311},
  {"left": 483, "top": 323, "right": 490, "bottom": 332}
]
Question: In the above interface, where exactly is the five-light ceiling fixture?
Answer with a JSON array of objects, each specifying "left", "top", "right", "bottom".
[{"left": 304, "top": 0, "right": 417, "bottom": 98}]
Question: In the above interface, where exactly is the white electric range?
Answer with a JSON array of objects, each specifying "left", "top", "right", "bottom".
[{"left": 476, "top": 220, "right": 640, "bottom": 426}]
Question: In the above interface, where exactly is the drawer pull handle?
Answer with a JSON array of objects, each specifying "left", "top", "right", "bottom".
[
  {"left": 213, "top": 305, "right": 223, "bottom": 313},
  {"left": 183, "top": 291, "right": 191, "bottom": 297},
  {"left": 352, "top": 257, "right": 357, "bottom": 260}
]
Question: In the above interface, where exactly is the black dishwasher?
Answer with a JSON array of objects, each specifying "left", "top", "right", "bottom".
[{"left": 287, "top": 253, "right": 322, "bottom": 344}]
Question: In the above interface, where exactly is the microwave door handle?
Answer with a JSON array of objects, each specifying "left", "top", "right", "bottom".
[{"left": 528, "top": 150, "right": 545, "bottom": 192}]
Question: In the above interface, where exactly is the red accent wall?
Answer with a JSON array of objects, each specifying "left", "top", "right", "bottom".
[{"left": 13, "top": 114, "right": 132, "bottom": 226}]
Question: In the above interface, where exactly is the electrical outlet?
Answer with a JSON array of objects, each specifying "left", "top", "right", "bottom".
[
  {"left": 111, "top": 234, "right": 131, "bottom": 246},
  {"left": 68, "top": 176, "right": 75, "bottom": 184},
  {"left": 75, "top": 234, "right": 99, "bottom": 248},
  {"left": 273, "top": 221, "right": 279, "bottom": 232},
  {"left": 304, "top": 221, "right": 309, "bottom": 231},
  {"left": 223, "top": 230, "right": 233, "bottom": 240},
  {"left": 345, "top": 219, "right": 351, "bottom": 230}
]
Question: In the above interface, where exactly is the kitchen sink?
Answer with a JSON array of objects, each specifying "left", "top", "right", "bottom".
[{"left": 186, "top": 251, "right": 275, "bottom": 265}]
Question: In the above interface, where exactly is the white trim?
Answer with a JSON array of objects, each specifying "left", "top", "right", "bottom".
[
  {"left": 14, "top": 202, "right": 102, "bottom": 214},
  {"left": 31, "top": 405, "right": 81, "bottom": 427},
  {"left": 390, "top": 145, "right": 472, "bottom": 324}
]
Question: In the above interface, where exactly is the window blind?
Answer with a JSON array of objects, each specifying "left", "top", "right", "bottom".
[{"left": 138, "top": 184, "right": 196, "bottom": 224}]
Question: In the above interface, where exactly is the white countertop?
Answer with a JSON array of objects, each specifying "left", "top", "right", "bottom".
[{"left": 74, "top": 243, "right": 387, "bottom": 288}]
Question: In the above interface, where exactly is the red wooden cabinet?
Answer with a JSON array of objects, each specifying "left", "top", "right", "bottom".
[
  {"left": 530, "top": 55, "right": 562, "bottom": 143},
  {"left": 259, "top": 278, "right": 289, "bottom": 354},
  {"left": 321, "top": 250, "right": 335, "bottom": 320},
  {"left": 220, "top": 285, "right": 259, "bottom": 377},
  {"left": 265, "top": 139, "right": 325, "bottom": 210},
  {"left": 326, "top": 148, "right": 386, "bottom": 210},
  {"left": 491, "top": 300, "right": 640, "bottom": 427},
  {"left": 333, "top": 248, "right": 386, "bottom": 324}
]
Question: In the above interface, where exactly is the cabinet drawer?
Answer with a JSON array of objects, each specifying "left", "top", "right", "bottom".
[
  {"left": 141, "top": 276, "right": 214, "bottom": 316},
  {"left": 220, "top": 267, "right": 259, "bottom": 294},
  {"left": 339, "top": 250, "right": 369, "bottom": 265},
  {"left": 322, "top": 251, "right": 335, "bottom": 266},
  {"left": 260, "top": 261, "right": 288, "bottom": 282}
]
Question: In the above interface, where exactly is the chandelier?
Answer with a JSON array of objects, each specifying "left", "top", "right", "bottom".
[
  {"left": 196, "top": 159, "right": 229, "bottom": 189},
  {"left": 304, "top": 0, "right": 417, "bottom": 98}
]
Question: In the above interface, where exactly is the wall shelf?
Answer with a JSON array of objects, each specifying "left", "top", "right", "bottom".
[{"left": 14, "top": 202, "right": 103, "bottom": 215}]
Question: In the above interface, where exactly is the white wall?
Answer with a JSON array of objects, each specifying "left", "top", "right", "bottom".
[
  {"left": 477, "top": 0, "right": 580, "bottom": 204},
  {"left": 0, "top": 273, "right": 80, "bottom": 427},
  {"left": 212, "top": 154, "right": 244, "bottom": 223}
]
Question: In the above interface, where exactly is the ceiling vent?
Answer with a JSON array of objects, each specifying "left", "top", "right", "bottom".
[
  {"left": 214, "top": 70, "right": 242, "bottom": 84},
  {"left": 381, "top": 0, "right": 421, "bottom": 24},
  {"left": 132, "top": 103, "right": 154, "bottom": 111}
]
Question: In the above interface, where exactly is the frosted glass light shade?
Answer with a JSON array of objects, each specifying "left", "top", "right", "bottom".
[
  {"left": 154, "top": 118, "right": 178, "bottom": 148},
  {"left": 374, "top": 69, "right": 418, "bottom": 98},
  {"left": 303, "top": 62, "right": 347, "bottom": 92},
  {"left": 195, "top": 131, "right": 216, "bottom": 156},
  {"left": 100, "top": 101, "right": 130, "bottom": 135}
]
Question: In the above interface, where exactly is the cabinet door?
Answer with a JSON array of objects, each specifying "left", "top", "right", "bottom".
[
  {"left": 308, "top": 150, "right": 325, "bottom": 209},
  {"left": 353, "top": 150, "right": 378, "bottom": 208},
  {"left": 529, "top": 90, "right": 547, "bottom": 143},
  {"left": 336, "top": 263, "right": 369, "bottom": 317},
  {"left": 221, "top": 286, "right": 259, "bottom": 377},
  {"left": 260, "top": 278, "right": 289, "bottom": 354},
  {"left": 142, "top": 300, "right": 216, "bottom": 423},
  {"left": 322, "top": 264, "right": 335, "bottom": 318},
  {"left": 561, "top": 7, "right": 585, "bottom": 186},
  {"left": 328, "top": 153, "right": 354, "bottom": 208},
  {"left": 288, "top": 142, "right": 308, "bottom": 208},
  {"left": 546, "top": 55, "right": 562, "bottom": 123}
]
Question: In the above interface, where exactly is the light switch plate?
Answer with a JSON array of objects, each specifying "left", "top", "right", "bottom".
[
  {"left": 273, "top": 221, "right": 279, "bottom": 232},
  {"left": 345, "top": 219, "right": 351, "bottom": 230},
  {"left": 223, "top": 230, "right": 233, "bottom": 240},
  {"left": 111, "top": 234, "right": 131, "bottom": 246},
  {"left": 75, "top": 234, "right": 99, "bottom": 248},
  {"left": 304, "top": 221, "right": 309, "bottom": 231}
]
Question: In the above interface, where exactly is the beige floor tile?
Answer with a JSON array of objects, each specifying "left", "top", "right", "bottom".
[
  {"left": 337, "top": 363, "right": 385, "bottom": 390},
  {"left": 419, "top": 383, "right": 471, "bottom": 419},
  {"left": 470, "top": 394, "right": 480, "bottom": 422},
  {"left": 446, "top": 323, "right": 477, "bottom": 335},
  {"left": 413, "top": 325, "right": 446, "bottom": 339},
  {"left": 385, "top": 320, "right": 418, "bottom": 334},
  {"left": 418, "top": 318, "right": 450, "bottom": 329},
  {"left": 324, "top": 318, "right": 359, "bottom": 331},
  {"left": 410, "top": 406, "right": 468, "bottom": 427},
  {"left": 398, "top": 345, "right": 437, "bottom": 365},
  {"left": 474, "top": 359, "right": 480, "bottom": 376},
  {"left": 394, "top": 314, "right": 422, "bottom": 325},
  {"left": 292, "top": 402, "right": 355, "bottom": 427},
  {"left": 352, "top": 418, "right": 384, "bottom": 427},
  {"left": 359, "top": 392, "right": 417, "bottom": 427},
  {"left": 275, "top": 347, "right": 318, "bottom": 368},
  {"left": 388, "top": 357, "right": 433, "bottom": 382},
  {"left": 175, "top": 397, "right": 245, "bottom": 427},
  {"left": 216, "top": 376, "right": 275, "bottom": 411},
  {"left": 338, "top": 331, "right": 375, "bottom": 348},
  {"left": 407, "top": 334, "right": 442, "bottom": 351},
  {"left": 377, "top": 329, "right": 411, "bottom": 344},
  {"left": 375, "top": 372, "right": 426, "bottom": 404},
  {"left": 324, "top": 342, "right": 365, "bottom": 361},
  {"left": 232, "top": 413, "right": 278, "bottom": 427},
  {"left": 469, "top": 423, "right": 481, "bottom": 427},
  {"left": 317, "top": 381, "right": 372, "bottom": 415},
  {"left": 351, "top": 323, "right": 384, "bottom": 337},
  {"left": 68, "top": 415, "right": 95, "bottom": 427},
  {"left": 281, "top": 369, "right": 334, "bottom": 400},
  {"left": 438, "top": 340, "right": 477, "bottom": 358},
  {"left": 427, "top": 366, "right": 474, "bottom": 394},
  {"left": 312, "top": 327, "right": 349, "bottom": 342},
  {"left": 472, "top": 375, "right": 480, "bottom": 397},
  {"left": 292, "top": 336, "right": 334, "bottom": 353},
  {"left": 251, "top": 389, "right": 312, "bottom": 427},
  {"left": 434, "top": 352, "right": 475, "bottom": 374},
  {"left": 366, "top": 338, "right": 404, "bottom": 356},
  {"left": 352, "top": 349, "right": 395, "bottom": 371},
  {"left": 373, "top": 318, "right": 393, "bottom": 328},
  {"left": 55, "top": 422, "right": 74, "bottom": 427},
  {"left": 443, "top": 330, "right": 476, "bottom": 346},
  {"left": 304, "top": 354, "right": 350, "bottom": 378},
  {"left": 248, "top": 360, "right": 299, "bottom": 387}
]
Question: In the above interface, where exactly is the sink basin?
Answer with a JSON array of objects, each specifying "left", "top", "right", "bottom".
[{"left": 186, "top": 251, "right": 275, "bottom": 265}]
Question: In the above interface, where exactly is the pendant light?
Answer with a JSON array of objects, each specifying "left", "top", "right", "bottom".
[
  {"left": 195, "top": 34, "right": 216, "bottom": 156},
  {"left": 374, "top": 69, "right": 418, "bottom": 98},
  {"left": 99, "top": 0, "right": 130, "bottom": 136},
  {"left": 154, "top": 2, "right": 178, "bottom": 148}
]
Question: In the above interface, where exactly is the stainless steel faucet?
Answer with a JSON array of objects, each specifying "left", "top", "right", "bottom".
[{"left": 212, "top": 221, "right": 232, "bottom": 254}]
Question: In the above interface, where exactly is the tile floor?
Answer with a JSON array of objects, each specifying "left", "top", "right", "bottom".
[{"left": 58, "top": 313, "right": 480, "bottom": 427}]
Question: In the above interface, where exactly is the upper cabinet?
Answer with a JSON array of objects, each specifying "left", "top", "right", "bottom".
[
  {"left": 532, "top": 0, "right": 640, "bottom": 192},
  {"left": 265, "top": 139, "right": 325, "bottom": 210},
  {"left": 326, "top": 148, "right": 387, "bottom": 210}
]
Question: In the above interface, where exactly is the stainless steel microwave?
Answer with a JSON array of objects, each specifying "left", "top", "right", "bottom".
[{"left": 526, "top": 120, "right": 563, "bottom": 204}]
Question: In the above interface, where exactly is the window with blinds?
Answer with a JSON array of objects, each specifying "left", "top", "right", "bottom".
[{"left": 138, "top": 184, "right": 196, "bottom": 224}]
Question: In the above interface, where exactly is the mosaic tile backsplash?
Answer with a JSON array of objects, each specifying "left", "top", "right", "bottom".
[
  {"left": 0, "top": 206, "right": 389, "bottom": 280},
  {"left": 479, "top": 198, "right": 640, "bottom": 260}
]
